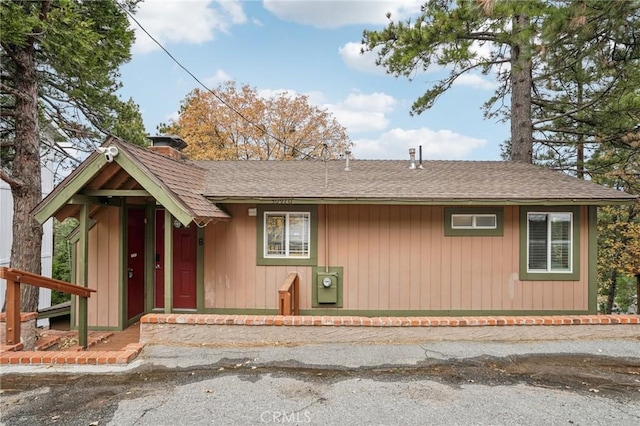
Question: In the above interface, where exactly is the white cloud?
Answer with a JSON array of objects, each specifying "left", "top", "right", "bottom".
[
  {"left": 263, "top": 0, "right": 422, "bottom": 28},
  {"left": 339, "top": 42, "right": 384, "bottom": 74},
  {"left": 352, "top": 128, "right": 487, "bottom": 160},
  {"left": 203, "top": 70, "right": 234, "bottom": 87},
  {"left": 325, "top": 92, "right": 397, "bottom": 133},
  {"left": 131, "top": 0, "right": 247, "bottom": 54},
  {"left": 454, "top": 73, "right": 497, "bottom": 90}
]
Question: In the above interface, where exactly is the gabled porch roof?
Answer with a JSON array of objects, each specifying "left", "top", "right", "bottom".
[{"left": 32, "top": 136, "right": 230, "bottom": 226}]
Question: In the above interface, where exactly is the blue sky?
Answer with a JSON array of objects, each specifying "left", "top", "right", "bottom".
[{"left": 118, "top": 0, "right": 510, "bottom": 160}]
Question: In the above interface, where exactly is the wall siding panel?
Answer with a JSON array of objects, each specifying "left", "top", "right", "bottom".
[
  {"left": 81, "top": 207, "right": 120, "bottom": 328},
  {"left": 202, "top": 204, "right": 590, "bottom": 313}
]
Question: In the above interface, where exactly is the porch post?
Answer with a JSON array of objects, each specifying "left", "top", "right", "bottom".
[
  {"left": 78, "top": 204, "right": 89, "bottom": 348},
  {"left": 164, "top": 211, "right": 173, "bottom": 313}
]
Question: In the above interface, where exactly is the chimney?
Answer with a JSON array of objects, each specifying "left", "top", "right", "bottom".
[
  {"left": 408, "top": 148, "right": 416, "bottom": 169},
  {"left": 147, "top": 135, "right": 187, "bottom": 160},
  {"left": 344, "top": 150, "right": 351, "bottom": 171}
]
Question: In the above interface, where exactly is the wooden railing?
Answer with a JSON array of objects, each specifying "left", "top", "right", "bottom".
[
  {"left": 278, "top": 272, "right": 299, "bottom": 316},
  {"left": 0, "top": 267, "right": 96, "bottom": 349}
]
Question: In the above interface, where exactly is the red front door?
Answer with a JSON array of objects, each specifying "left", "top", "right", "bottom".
[
  {"left": 127, "top": 208, "right": 146, "bottom": 320},
  {"left": 154, "top": 210, "right": 197, "bottom": 309}
]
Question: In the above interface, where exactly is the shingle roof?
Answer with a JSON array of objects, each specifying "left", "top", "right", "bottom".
[
  {"left": 111, "top": 139, "right": 229, "bottom": 220},
  {"left": 190, "top": 159, "right": 635, "bottom": 203}
]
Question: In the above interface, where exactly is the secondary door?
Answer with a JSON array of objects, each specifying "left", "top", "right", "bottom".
[
  {"left": 154, "top": 209, "right": 197, "bottom": 309},
  {"left": 127, "top": 208, "right": 146, "bottom": 320}
]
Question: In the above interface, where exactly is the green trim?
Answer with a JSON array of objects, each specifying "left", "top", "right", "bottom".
[
  {"left": 197, "top": 226, "right": 205, "bottom": 311},
  {"left": 144, "top": 204, "right": 155, "bottom": 314},
  {"left": 77, "top": 204, "right": 89, "bottom": 348},
  {"left": 118, "top": 204, "right": 126, "bottom": 330},
  {"left": 298, "top": 309, "right": 592, "bottom": 316},
  {"left": 444, "top": 207, "right": 504, "bottom": 236},
  {"left": 588, "top": 206, "right": 598, "bottom": 313},
  {"left": 519, "top": 206, "right": 581, "bottom": 281},
  {"left": 82, "top": 189, "right": 150, "bottom": 197},
  {"left": 114, "top": 153, "right": 193, "bottom": 226},
  {"left": 127, "top": 312, "right": 144, "bottom": 327},
  {"left": 312, "top": 266, "right": 344, "bottom": 307},
  {"left": 163, "top": 210, "right": 173, "bottom": 313},
  {"left": 208, "top": 197, "right": 635, "bottom": 206},
  {"left": 34, "top": 154, "right": 108, "bottom": 224},
  {"left": 68, "top": 220, "right": 97, "bottom": 244},
  {"left": 68, "top": 195, "right": 122, "bottom": 208},
  {"left": 186, "top": 307, "right": 591, "bottom": 316},
  {"left": 256, "top": 205, "right": 318, "bottom": 266},
  {"left": 199, "top": 308, "right": 279, "bottom": 315},
  {"left": 70, "top": 245, "right": 77, "bottom": 329}
]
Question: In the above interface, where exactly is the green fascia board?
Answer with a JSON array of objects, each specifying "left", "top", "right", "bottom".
[
  {"left": 298, "top": 309, "right": 592, "bottom": 317},
  {"left": 207, "top": 197, "right": 635, "bottom": 206},
  {"left": 588, "top": 206, "right": 598, "bottom": 313},
  {"left": 113, "top": 152, "right": 194, "bottom": 226},
  {"left": 519, "top": 206, "right": 581, "bottom": 281},
  {"left": 444, "top": 207, "right": 504, "bottom": 237},
  {"left": 256, "top": 205, "right": 318, "bottom": 266},
  {"left": 34, "top": 154, "right": 108, "bottom": 224}
]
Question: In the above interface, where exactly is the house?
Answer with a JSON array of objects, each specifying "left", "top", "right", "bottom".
[
  {"left": 32, "top": 136, "right": 636, "bottom": 331},
  {"left": 1, "top": 147, "right": 55, "bottom": 328}
]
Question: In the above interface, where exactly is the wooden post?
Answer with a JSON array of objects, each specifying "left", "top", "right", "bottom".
[
  {"left": 5, "top": 278, "right": 21, "bottom": 345},
  {"left": 164, "top": 211, "right": 173, "bottom": 314},
  {"left": 78, "top": 204, "right": 89, "bottom": 349}
]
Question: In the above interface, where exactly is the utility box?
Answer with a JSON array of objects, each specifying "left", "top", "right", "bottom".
[{"left": 316, "top": 272, "right": 339, "bottom": 304}]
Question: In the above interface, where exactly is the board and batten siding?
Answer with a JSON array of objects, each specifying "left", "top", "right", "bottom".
[
  {"left": 74, "top": 206, "right": 121, "bottom": 328},
  {"left": 203, "top": 204, "right": 589, "bottom": 312}
]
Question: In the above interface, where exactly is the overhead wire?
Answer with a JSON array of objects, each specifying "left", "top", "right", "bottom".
[{"left": 116, "top": 2, "right": 319, "bottom": 160}]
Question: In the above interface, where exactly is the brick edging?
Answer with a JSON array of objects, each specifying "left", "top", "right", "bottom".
[
  {"left": 0, "top": 343, "right": 145, "bottom": 366},
  {"left": 141, "top": 314, "right": 640, "bottom": 327}
]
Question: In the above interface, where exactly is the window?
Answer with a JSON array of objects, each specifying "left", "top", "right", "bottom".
[
  {"left": 256, "top": 205, "right": 317, "bottom": 266},
  {"left": 444, "top": 207, "right": 503, "bottom": 236},
  {"left": 451, "top": 214, "right": 497, "bottom": 229},
  {"left": 519, "top": 206, "right": 580, "bottom": 281},
  {"left": 527, "top": 212, "right": 572, "bottom": 273},
  {"left": 264, "top": 212, "right": 310, "bottom": 258}
]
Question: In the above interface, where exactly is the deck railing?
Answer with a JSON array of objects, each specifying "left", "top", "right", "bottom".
[
  {"left": 278, "top": 272, "right": 299, "bottom": 316},
  {"left": 0, "top": 267, "right": 96, "bottom": 348}
]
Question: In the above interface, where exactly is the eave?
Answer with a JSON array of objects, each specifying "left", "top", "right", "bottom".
[{"left": 205, "top": 196, "right": 637, "bottom": 206}]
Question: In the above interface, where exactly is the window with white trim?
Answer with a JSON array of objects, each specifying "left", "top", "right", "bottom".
[
  {"left": 527, "top": 212, "right": 572, "bottom": 273},
  {"left": 264, "top": 211, "right": 310, "bottom": 258},
  {"left": 451, "top": 214, "right": 497, "bottom": 229}
]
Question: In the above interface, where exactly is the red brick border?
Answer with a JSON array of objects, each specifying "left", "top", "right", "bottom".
[
  {"left": 0, "top": 343, "right": 145, "bottom": 366},
  {"left": 141, "top": 313, "right": 640, "bottom": 327}
]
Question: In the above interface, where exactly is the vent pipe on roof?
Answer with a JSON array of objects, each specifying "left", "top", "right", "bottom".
[
  {"left": 409, "top": 148, "right": 416, "bottom": 169},
  {"left": 344, "top": 150, "right": 351, "bottom": 171},
  {"left": 418, "top": 145, "right": 424, "bottom": 169}
]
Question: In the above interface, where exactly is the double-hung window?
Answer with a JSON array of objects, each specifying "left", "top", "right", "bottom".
[
  {"left": 527, "top": 212, "right": 572, "bottom": 272},
  {"left": 264, "top": 212, "right": 310, "bottom": 258},
  {"left": 520, "top": 206, "right": 580, "bottom": 281}
]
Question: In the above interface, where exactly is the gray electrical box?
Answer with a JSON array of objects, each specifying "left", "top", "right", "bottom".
[{"left": 317, "top": 272, "right": 338, "bottom": 304}]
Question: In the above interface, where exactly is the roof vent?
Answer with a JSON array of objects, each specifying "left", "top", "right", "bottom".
[
  {"left": 344, "top": 150, "right": 351, "bottom": 171},
  {"left": 409, "top": 148, "right": 416, "bottom": 169}
]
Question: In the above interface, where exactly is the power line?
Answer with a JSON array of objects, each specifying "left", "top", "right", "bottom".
[{"left": 117, "top": 2, "right": 320, "bottom": 160}]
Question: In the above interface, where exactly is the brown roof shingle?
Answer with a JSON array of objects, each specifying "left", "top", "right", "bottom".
[{"left": 191, "top": 159, "right": 635, "bottom": 203}]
